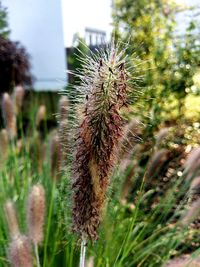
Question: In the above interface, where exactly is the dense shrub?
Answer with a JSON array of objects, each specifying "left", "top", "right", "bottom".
[{"left": 0, "top": 36, "right": 33, "bottom": 93}]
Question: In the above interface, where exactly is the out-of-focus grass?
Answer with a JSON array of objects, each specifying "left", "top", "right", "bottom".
[{"left": 0, "top": 93, "right": 199, "bottom": 267}]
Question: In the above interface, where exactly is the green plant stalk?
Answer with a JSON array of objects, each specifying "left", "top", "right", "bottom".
[
  {"left": 34, "top": 243, "right": 40, "bottom": 267},
  {"left": 79, "top": 238, "right": 87, "bottom": 267},
  {"left": 43, "top": 181, "right": 56, "bottom": 267},
  {"left": 113, "top": 170, "right": 147, "bottom": 267}
]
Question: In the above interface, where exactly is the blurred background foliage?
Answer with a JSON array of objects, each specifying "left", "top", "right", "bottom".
[
  {"left": 112, "top": 0, "right": 200, "bottom": 135},
  {"left": 0, "top": 2, "right": 9, "bottom": 37}
]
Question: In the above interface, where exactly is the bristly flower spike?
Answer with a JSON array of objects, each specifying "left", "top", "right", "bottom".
[
  {"left": 14, "top": 85, "right": 25, "bottom": 114},
  {"left": 36, "top": 105, "right": 46, "bottom": 127},
  {"left": 27, "top": 184, "right": 45, "bottom": 245},
  {"left": 4, "top": 200, "right": 20, "bottom": 239},
  {"left": 72, "top": 42, "right": 135, "bottom": 242},
  {"left": 58, "top": 95, "right": 69, "bottom": 167},
  {"left": 1, "top": 93, "right": 17, "bottom": 140},
  {"left": 27, "top": 184, "right": 45, "bottom": 267},
  {"left": 9, "top": 235, "right": 33, "bottom": 267},
  {"left": 50, "top": 132, "right": 62, "bottom": 180}
]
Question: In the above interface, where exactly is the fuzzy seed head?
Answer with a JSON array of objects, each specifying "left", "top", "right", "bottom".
[
  {"left": 86, "top": 256, "right": 94, "bottom": 267},
  {"left": 119, "top": 118, "right": 141, "bottom": 170},
  {"left": 4, "top": 201, "right": 20, "bottom": 239},
  {"left": 8, "top": 235, "right": 33, "bottom": 267},
  {"left": 0, "top": 129, "right": 8, "bottom": 145},
  {"left": 58, "top": 96, "right": 69, "bottom": 166},
  {"left": 155, "top": 127, "right": 171, "bottom": 146},
  {"left": 2, "top": 93, "right": 17, "bottom": 139},
  {"left": 181, "top": 198, "right": 200, "bottom": 226},
  {"left": 36, "top": 105, "right": 46, "bottom": 127},
  {"left": 185, "top": 147, "right": 200, "bottom": 178},
  {"left": 190, "top": 176, "right": 200, "bottom": 197},
  {"left": 146, "top": 149, "right": 170, "bottom": 179},
  {"left": 72, "top": 44, "right": 134, "bottom": 240},
  {"left": 0, "top": 129, "right": 9, "bottom": 165},
  {"left": 14, "top": 85, "right": 25, "bottom": 114},
  {"left": 59, "top": 95, "right": 69, "bottom": 121},
  {"left": 164, "top": 255, "right": 200, "bottom": 267},
  {"left": 27, "top": 184, "right": 45, "bottom": 244},
  {"left": 50, "top": 132, "right": 62, "bottom": 179}
]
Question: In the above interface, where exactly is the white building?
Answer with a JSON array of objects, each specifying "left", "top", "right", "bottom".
[{"left": 3, "top": 0, "right": 67, "bottom": 91}]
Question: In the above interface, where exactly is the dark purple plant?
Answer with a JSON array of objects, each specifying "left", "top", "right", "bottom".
[{"left": 0, "top": 36, "right": 32, "bottom": 93}]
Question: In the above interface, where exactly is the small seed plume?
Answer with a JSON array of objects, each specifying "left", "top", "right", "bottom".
[
  {"left": 155, "top": 127, "right": 171, "bottom": 147},
  {"left": 59, "top": 95, "right": 69, "bottom": 121},
  {"left": 1, "top": 93, "right": 17, "bottom": 140},
  {"left": 0, "top": 129, "right": 9, "bottom": 167},
  {"left": 36, "top": 105, "right": 46, "bottom": 127},
  {"left": 119, "top": 118, "right": 141, "bottom": 171},
  {"left": 50, "top": 131, "right": 62, "bottom": 180},
  {"left": 58, "top": 95, "right": 69, "bottom": 166},
  {"left": 164, "top": 255, "right": 200, "bottom": 267},
  {"left": 181, "top": 198, "right": 200, "bottom": 226},
  {"left": 4, "top": 200, "right": 20, "bottom": 239},
  {"left": 190, "top": 176, "right": 200, "bottom": 197},
  {"left": 72, "top": 43, "right": 134, "bottom": 241},
  {"left": 27, "top": 184, "right": 45, "bottom": 245},
  {"left": 14, "top": 85, "right": 25, "bottom": 114},
  {"left": 184, "top": 147, "right": 200, "bottom": 179},
  {"left": 86, "top": 256, "right": 94, "bottom": 267},
  {"left": 8, "top": 235, "right": 33, "bottom": 267},
  {"left": 146, "top": 149, "right": 170, "bottom": 179}
]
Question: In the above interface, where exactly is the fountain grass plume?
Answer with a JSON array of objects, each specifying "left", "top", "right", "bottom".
[
  {"left": 58, "top": 95, "right": 70, "bottom": 166},
  {"left": 164, "top": 255, "right": 200, "bottom": 267},
  {"left": 59, "top": 95, "right": 69, "bottom": 121},
  {"left": 0, "top": 129, "right": 9, "bottom": 166},
  {"left": 2, "top": 93, "right": 17, "bottom": 140},
  {"left": 8, "top": 235, "right": 33, "bottom": 267},
  {"left": 146, "top": 149, "right": 170, "bottom": 179},
  {"left": 4, "top": 200, "right": 20, "bottom": 239},
  {"left": 190, "top": 176, "right": 200, "bottom": 196},
  {"left": 27, "top": 184, "right": 45, "bottom": 245},
  {"left": 50, "top": 132, "right": 62, "bottom": 180},
  {"left": 72, "top": 42, "right": 136, "bottom": 241},
  {"left": 184, "top": 147, "right": 200, "bottom": 179},
  {"left": 181, "top": 198, "right": 200, "bottom": 226},
  {"left": 14, "top": 85, "right": 25, "bottom": 114},
  {"left": 36, "top": 105, "right": 46, "bottom": 127}
]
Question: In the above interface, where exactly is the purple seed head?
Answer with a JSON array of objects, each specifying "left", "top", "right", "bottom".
[{"left": 72, "top": 43, "right": 134, "bottom": 240}]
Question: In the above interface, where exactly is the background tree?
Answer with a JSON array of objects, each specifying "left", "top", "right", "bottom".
[
  {"left": 0, "top": 1, "right": 32, "bottom": 93},
  {"left": 0, "top": 1, "right": 9, "bottom": 37},
  {"left": 0, "top": 37, "right": 33, "bottom": 93},
  {"left": 112, "top": 0, "right": 200, "bottom": 135}
]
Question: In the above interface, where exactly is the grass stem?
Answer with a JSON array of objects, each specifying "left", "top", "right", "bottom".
[
  {"left": 79, "top": 238, "right": 87, "bottom": 267},
  {"left": 34, "top": 243, "right": 40, "bottom": 267}
]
